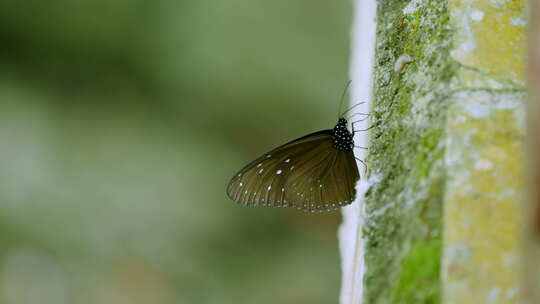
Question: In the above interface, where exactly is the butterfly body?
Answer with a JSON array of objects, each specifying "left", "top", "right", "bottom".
[
  {"left": 332, "top": 118, "right": 354, "bottom": 151},
  {"left": 227, "top": 118, "right": 359, "bottom": 213}
]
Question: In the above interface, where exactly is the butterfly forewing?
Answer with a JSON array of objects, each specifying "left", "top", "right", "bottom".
[
  {"left": 227, "top": 129, "right": 359, "bottom": 212},
  {"left": 227, "top": 131, "right": 331, "bottom": 207}
]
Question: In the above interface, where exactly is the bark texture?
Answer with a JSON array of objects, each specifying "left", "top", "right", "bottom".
[{"left": 361, "top": 0, "right": 526, "bottom": 303}]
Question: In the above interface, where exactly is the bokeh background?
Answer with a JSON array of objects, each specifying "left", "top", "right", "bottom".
[{"left": 0, "top": 1, "right": 352, "bottom": 303}]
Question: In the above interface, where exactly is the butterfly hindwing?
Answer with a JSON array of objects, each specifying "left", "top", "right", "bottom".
[
  {"left": 285, "top": 140, "right": 359, "bottom": 211},
  {"left": 227, "top": 130, "right": 359, "bottom": 212}
]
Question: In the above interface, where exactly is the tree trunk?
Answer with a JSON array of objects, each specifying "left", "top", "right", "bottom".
[{"left": 340, "top": 0, "right": 527, "bottom": 303}]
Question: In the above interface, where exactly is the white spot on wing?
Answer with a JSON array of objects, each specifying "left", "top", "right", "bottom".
[
  {"left": 285, "top": 158, "right": 291, "bottom": 163},
  {"left": 239, "top": 182, "right": 243, "bottom": 187},
  {"left": 257, "top": 163, "right": 263, "bottom": 168},
  {"left": 276, "top": 170, "right": 283, "bottom": 174},
  {"left": 267, "top": 185, "right": 272, "bottom": 191},
  {"left": 258, "top": 168, "right": 264, "bottom": 174}
]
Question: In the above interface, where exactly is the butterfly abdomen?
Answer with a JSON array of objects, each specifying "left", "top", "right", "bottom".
[{"left": 331, "top": 118, "right": 354, "bottom": 151}]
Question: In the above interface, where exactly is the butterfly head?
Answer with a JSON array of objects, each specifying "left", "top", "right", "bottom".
[{"left": 332, "top": 118, "right": 354, "bottom": 151}]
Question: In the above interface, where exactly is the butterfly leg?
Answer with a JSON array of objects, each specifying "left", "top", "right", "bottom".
[
  {"left": 349, "top": 116, "right": 370, "bottom": 132},
  {"left": 340, "top": 101, "right": 366, "bottom": 117},
  {"left": 354, "top": 156, "right": 368, "bottom": 177},
  {"left": 353, "top": 124, "right": 375, "bottom": 133},
  {"left": 346, "top": 112, "right": 370, "bottom": 121}
]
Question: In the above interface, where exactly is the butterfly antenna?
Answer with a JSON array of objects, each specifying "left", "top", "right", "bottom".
[{"left": 337, "top": 80, "right": 353, "bottom": 120}]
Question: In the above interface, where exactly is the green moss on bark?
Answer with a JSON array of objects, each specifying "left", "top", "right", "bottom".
[
  {"left": 362, "top": 0, "right": 455, "bottom": 302},
  {"left": 392, "top": 239, "right": 442, "bottom": 303}
]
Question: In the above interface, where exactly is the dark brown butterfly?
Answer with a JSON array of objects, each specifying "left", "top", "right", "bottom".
[{"left": 226, "top": 117, "right": 360, "bottom": 213}]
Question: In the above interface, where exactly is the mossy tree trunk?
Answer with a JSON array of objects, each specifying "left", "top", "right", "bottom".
[
  {"left": 344, "top": 0, "right": 527, "bottom": 303},
  {"left": 363, "top": 0, "right": 450, "bottom": 302}
]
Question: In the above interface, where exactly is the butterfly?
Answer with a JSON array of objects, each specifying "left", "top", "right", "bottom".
[{"left": 226, "top": 113, "right": 366, "bottom": 213}]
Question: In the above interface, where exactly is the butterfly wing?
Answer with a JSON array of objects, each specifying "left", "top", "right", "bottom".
[
  {"left": 227, "top": 130, "right": 359, "bottom": 212},
  {"left": 285, "top": 141, "right": 359, "bottom": 212}
]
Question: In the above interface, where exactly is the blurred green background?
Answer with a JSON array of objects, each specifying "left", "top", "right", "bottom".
[{"left": 0, "top": 1, "right": 351, "bottom": 303}]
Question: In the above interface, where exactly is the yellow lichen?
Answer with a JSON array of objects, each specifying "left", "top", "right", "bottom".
[
  {"left": 444, "top": 108, "right": 524, "bottom": 303},
  {"left": 451, "top": 0, "right": 526, "bottom": 85},
  {"left": 444, "top": 0, "right": 526, "bottom": 301}
]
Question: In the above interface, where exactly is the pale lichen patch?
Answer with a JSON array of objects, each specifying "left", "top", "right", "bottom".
[
  {"left": 444, "top": 92, "right": 525, "bottom": 303},
  {"left": 451, "top": 0, "right": 526, "bottom": 84}
]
